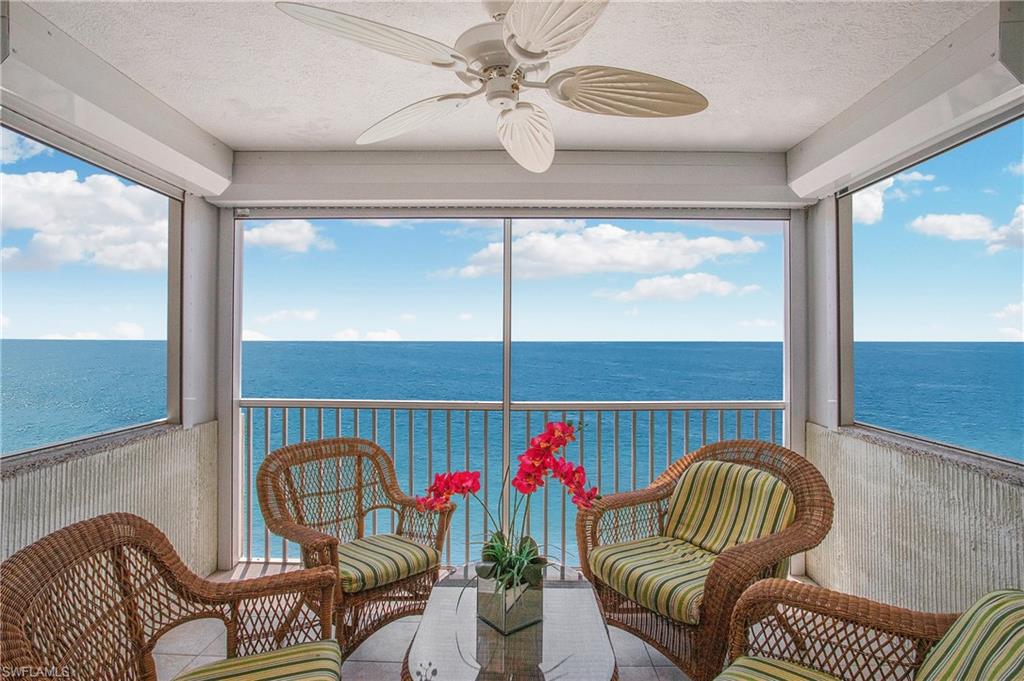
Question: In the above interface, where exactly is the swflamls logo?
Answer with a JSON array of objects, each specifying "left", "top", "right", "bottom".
[{"left": 0, "top": 667, "right": 75, "bottom": 678}]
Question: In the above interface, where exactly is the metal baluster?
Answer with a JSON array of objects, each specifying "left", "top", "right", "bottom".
[
  {"left": 736, "top": 409, "right": 742, "bottom": 439},
  {"left": 464, "top": 409, "right": 470, "bottom": 564},
  {"left": 264, "top": 407, "right": 271, "bottom": 561},
  {"left": 597, "top": 412, "right": 603, "bottom": 493},
  {"left": 372, "top": 409, "right": 378, "bottom": 535},
  {"left": 631, "top": 410, "right": 638, "bottom": 491},
  {"left": 648, "top": 410, "right": 654, "bottom": 484},
  {"left": 446, "top": 409, "right": 452, "bottom": 565},
  {"left": 483, "top": 411, "right": 490, "bottom": 545},
  {"left": 771, "top": 410, "right": 778, "bottom": 445},
  {"left": 666, "top": 410, "right": 673, "bottom": 468},
  {"left": 390, "top": 408, "right": 396, "bottom": 531},
  {"left": 718, "top": 409, "right": 725, "bottom": 443},
  {"left": 701, "top": 410, "right": 707, "bottom": 447},
  {"left": 753, "top": 409, "right": 760, "bottom": 442},
  {"left": 281, "top": 408, "right": 288, "bottom": 562},
  {"left": 408, "top": 410, "right": 414, "bottom": 495},
  {"left": 614, "top": 412, "right": 620, "bottom": 493},
  {"left": 683, "top": 409, "right": 690, "bottom": 455},
  {"left": 427, "top": 409, "right": 433, "bottom": 483},
  {"left": 246, "top": 408, "right": 253, "bottom": 559}
]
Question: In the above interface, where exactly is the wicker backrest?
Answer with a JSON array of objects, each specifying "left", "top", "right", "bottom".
[
  {"left": 653, "top": 439, "right": 833, "bottom": 554},
  {"left": 0, "top": 513, "right": 228, "bottom": 680},
  {"left": 257, "top": 437, "right": 403, "bottom": 546}
]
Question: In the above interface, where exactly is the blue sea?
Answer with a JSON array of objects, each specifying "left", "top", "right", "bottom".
[{"left": 2, "top": 340, "right": 1021, "bottom": 561}]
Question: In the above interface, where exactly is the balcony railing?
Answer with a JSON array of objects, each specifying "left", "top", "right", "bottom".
[{"left": 238, "top": 399, "right": 786, "bottom": 566}]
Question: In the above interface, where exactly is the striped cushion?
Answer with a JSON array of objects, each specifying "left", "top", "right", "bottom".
[
  {"left": 715, "top": 656, "right": 839, "bottom": 680},
  {"left": 589, "top": 535, "right": 716, "bottom": 625},
  {"left": 664, "top": 460, "right": 796, "bottom": 555},
  {"left": 172, "top": 641, "right": 341, "bottom": 680},
  {"left": 338, "top": 533, "right": 439, "bottom": 594},
  {"left": 916, "top": 589, "right": 1024, "bottom": 681}
]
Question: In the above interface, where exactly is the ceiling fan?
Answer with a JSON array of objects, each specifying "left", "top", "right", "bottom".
[{"left": 277, "top": 1, "right": 708, "bottom": 173}]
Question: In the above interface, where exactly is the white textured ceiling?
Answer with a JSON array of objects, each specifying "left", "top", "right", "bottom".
[{"left": 29, "top": 1, "right": 985, "bottom": 153}]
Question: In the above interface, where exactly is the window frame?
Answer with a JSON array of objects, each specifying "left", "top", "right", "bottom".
[
  {"left": 835, "top": 114, "right": 1024, "bottom": 468},
  {"left": 0, "top": 119, "right": 184, "bottom": 461}
]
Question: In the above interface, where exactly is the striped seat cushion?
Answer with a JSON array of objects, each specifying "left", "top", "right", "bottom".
[
  {"left": 338, "top": 533, "right": 439, "bottom": 594},
  {"left": 916, "top": 589, "right": 1024, "bottom": 681},
  {"left": 664, "top": 460, "right": 796, "bottom": 555},
  {"left": 589, "top": 535, "right": 716, "bottom": 625},
  {"left": 714, "top": 656, "right": 839, "bottom": 680},
  {"left": 172, "top": 640, "right": 341, "bottom": 680}
]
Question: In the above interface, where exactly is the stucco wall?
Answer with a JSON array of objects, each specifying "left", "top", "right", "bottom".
[
  {"left": 1, "top": 422, "right": 219, "bottom": 576},
  {"left": 805, "top": 422, "right": 1024, "bottom": 612}
]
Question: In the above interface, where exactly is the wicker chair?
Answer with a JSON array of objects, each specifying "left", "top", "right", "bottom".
[
  {"left": 0, "top": 513, "right": 337, "bottom": 681},
  {"left": 722, "top": 579, "right": 1024, "bottom": 681},
  {"left": 577, "top": 439, "right": 834, "bottom": 681},
  {"left": 256, "top": 436, "right": 454, "bottom": 657}
]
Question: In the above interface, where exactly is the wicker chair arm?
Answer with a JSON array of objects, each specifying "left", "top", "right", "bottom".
[
  {"left": 727, "top": 579, "right": 957, "bottom": 679},
  {"left": 181, "top": 566, "right": 337, "bottom": 657},
  {"left": 396, "top": 496, "right": 455, "bottom": 554},
  {"left": 576, "top": 483, "right": 674, "bottom": 580},
  {"left": 262, "top": 518, "right": 340, "bottom": 569}
]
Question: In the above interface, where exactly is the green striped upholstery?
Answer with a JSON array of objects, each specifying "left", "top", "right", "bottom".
[
  {"left": 664, "top": 460, "right": 796, "bottom": 555},
  {"left": 589, "top": 535, "right": 716, "bottom": 624},
  {"left": 172, "top": 641, "right": 341, "bottom": 681},
  {"left": 916, "top": 589, "right": 1024, "bottom": 681},
  {"left": 338, "top": 533, "right": 439, "bottom": 594},
  {"left": 714, "top": 656, "right": 839, "bottom": 680}
]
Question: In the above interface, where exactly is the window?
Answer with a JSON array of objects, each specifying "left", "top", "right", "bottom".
[
  {"left": 0, "top": 127, "right": 175, "bottom": 455},
  {"left": 849, "top": 118, "right": 1023, "bottom": 462}
]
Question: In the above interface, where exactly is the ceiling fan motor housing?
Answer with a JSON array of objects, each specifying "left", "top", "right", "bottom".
[{"left": 486, "top": 75, "right": 517, "bottom": 110}]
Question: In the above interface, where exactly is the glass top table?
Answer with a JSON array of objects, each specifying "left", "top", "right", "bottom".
[{"left": 401, "top": 564, "right": 618, "bottom": 681}]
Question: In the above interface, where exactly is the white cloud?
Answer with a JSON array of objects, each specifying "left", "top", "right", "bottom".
[
  {"left": 1006, "top": 159, "right": 1024, "bottom": 176},
  {"left": 510, "top": 219, "right": 586, "bottom": 235},
  {"left": 896, "top": 171, "right": 935, "bottom": 183},
  {"left": 332, "top": 328, "right": 360, "bottom": 341},
  {"left": 993, "top": 302, "right": 1023, "bottom": 320},
  {"left": 40, "top": 331, "right": 103, "bottom": 340},
  {"left": 399, "top": 312, "right": 417, "bottom": 322},
  {"left": 933, "top": 185, "right": 951, "bottom": 193},
  {"left": 887, "top": 187, "right": 910, "bottom": 202},
  {"left": 242, "top": 329, "right": 272, "bottom": 341},
  {"left": 852, "top": 177, "right": 895, "bottom": 225},
  {"left": 1, "top": 129, "right": 50, "bottom": 163},
  {"left": 982, "top": 188, "right": 998, "bottom": 196},
  {"left": 244, "top": 220, "right": 335, "bottom": 253},
  {"left": 365, "top": 329, "right": 402, "bottom": 341},
  {"left": 607, "top": 273, "right": 753, "bottom": 302},
  {"left": 457, "top": 312, "right": 474, "bottom": 321},
  {"left": 1, "top": 170, "right": 168, "bottom": 271},
  {"left": 450, "top": 224, "right": 763, "bottom": 279},
  {"left": 909, "top": 205, "right": 1023, "bottom": 254},
  {"left": 112, "top": 321, "right": 145, "bottom": 340},
  {"left": 256, "top": 308, "right": 319, "bottom": 324},
  {"left": 625, "top": 307, "right": 640, "bottom": 317},
  {"left": 739, "top": 318, "right": 776, "bottom": 328}
]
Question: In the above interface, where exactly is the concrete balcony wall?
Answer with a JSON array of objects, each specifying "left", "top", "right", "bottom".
[
  {"left": 1, "top": 422, "right": 219, "bottom": 576},
  {"left": 805, "top": 423, "right": 1024, "bottom": 612}
]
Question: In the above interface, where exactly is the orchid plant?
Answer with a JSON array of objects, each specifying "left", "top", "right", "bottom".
[{"left": 416, "top": 421, "right": 599, "bottom": 592}]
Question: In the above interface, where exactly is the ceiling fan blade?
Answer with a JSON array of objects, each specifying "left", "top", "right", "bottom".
[
  {"left": 546, "top": 66, "right": 708, "bottom": 117},
  {"left": 503, "top": 0, "right": 608, "bottom": 60},
  {"left": 277, "top": 2, "right": 468, "bottom": 70},
  {"left": 357, "top": 92, "right": 478, "bottom": 145},
  {"left": 497, "top": 102, "right": 555, "bottom": 173}
]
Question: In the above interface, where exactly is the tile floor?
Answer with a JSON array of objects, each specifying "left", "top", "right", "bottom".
[{"left": 154, "top": 563, "right": 693, "bottom": 680}]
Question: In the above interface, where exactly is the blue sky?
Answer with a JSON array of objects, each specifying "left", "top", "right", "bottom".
[{"left": 1, "top": 120, "right": 1021, "bottom": 342}]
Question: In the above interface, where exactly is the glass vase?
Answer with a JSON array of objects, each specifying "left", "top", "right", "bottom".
[{"left": 475, "top": 562, "right": 544, "bottom": 635}]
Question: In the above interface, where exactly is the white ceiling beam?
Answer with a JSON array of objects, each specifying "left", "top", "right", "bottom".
[
  {"left": 787, "top": 1, "right": 1024, "bottom": 199},
  {"left": 213, "top": 150, "right": 806, "bottom": 209},
  {"left": 0, "top": 0, "right": 232, "bottom": 195}
]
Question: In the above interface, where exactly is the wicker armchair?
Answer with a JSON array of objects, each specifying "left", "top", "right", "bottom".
[
  {"left": 577, "top": 439, "right": 834, "bottom": 681},
  {"left": 722, "top": 579, "right": 961, "bottom": 681},
  {"left": 0, "top": 513, "right": 336, "bottom": 681},
  {"left": 256, "top": 436, "right": 454, "bottom": 657}
]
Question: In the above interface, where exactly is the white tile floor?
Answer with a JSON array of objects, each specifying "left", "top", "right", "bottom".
[
  {"left": 154, "top": 563, "right": 691, "bottom": 680},
  {"left": 154, "top": 616, "right": 688, "bottom": 680}
]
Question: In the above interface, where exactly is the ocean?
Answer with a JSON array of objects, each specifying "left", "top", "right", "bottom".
[{"left": 2, "top": 340, "right": 1020, "bottom": 561}]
